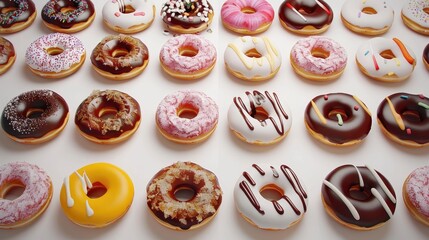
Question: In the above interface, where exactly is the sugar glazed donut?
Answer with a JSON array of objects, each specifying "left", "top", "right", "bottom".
[
  {"left": 0, "top": 37, "right": 16, "bottom": 75},
  {"left": 25, "top": 33, "right": 86, "bottom": 79},
  {"left": 147, "top": 162, "right": 223, "bottom": 230},
  {"left": 60, "top": 162, "right": 134, "bottom": 228},
  {"left": 341, "top": 0, "right": 394, "bottom": 36},
  {"left": 0, "top": 162, "right": 52, "bottom": 229},
  {"left": 155, "top": 90, "right": 218, "bottom": 144},
  {"left": 228, "top": 91, "right": 292, "bottom": 145},
  {"left": 102, "top": 0, "right": 156, "bottom": 34},
  {"left": 235, "top": 164, "right": 308, "bottom": 230},
  {"left": 304, "top": 93, "right": 372, "bottom": 146},
  {"left": 41, "top": 0, "right": 95, "bottom": 33},
  {"left": 1, "top": 90, "right": 69, "bottom": 144},
  {"left": 279, "top": 0, "right": 333, "bottom": 35},
  {"left": 159, "top": 34, "right": 216, "bottom": 80},
  {"left": 377, "top": 93, "right": 429, "bottom": 147},
  {"left": 160, "top": 0, "right": 214, "bottom": 34},
  {"left": 75, "top": 90, "right": 141, "bottom": 144},
  {"left": 356, "top": 37, "right": 416, "bottom": 82},
  {"left": 322, "top": 164, "right": 396, "bottom": 230},
  {"left": 424, "top": 43, "right": 429, "bottom": 70},
  {"left": 0, "top": 0, "right": 36, "bottom": 34},
  {"left": 290, "top": 36, "right": 347, "bottom": 81},
  {"left": 401, "top": 0, "right": 429, "bottom": 35},
  {"left": 221, "top": 0, "right": 274, "bottom": 35},
  {"left": 224, "top": 36, "right": 281, "bottom": 81},
  {"left": 403, "top": 166, "right": 429, "bottom": 226},
  {"left": 91, "top": 34, "right": 149, "bottom": 80}
]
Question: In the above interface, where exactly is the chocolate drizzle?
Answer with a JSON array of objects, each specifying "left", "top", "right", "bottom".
[
  {"left": 243, "top": 172, "right": 256, "bottom": 186},
  {"left": 281, "top": 165, "right": 308, "bottom": 212},
  {"left": 239, "top": 181, "right": 265, "bottom": 215},
  {"left": 252, "top": 164, "right": 265, "bottom": 175}
]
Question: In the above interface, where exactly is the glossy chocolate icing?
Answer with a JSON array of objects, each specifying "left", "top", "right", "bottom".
[
  {"left": 377, "top": 93, "right": 429, "bottom": 144},
  {"left": 279, "top": 0, "right": 333, "bottom": 30},
  {"left": 41, "top": 0, "right": 95, "bottom": 29},
  {"left": 161, "top": 0, "right": 213, "bottom": 29},
  {"left": 0, "top": 0, "right": 35, "bottom": 28},
  {"left": 424, "top": 44, "right": 429, "bottom": 65},
  {"left": 0, "top": 37, "right": 15, "bottom": 63}
]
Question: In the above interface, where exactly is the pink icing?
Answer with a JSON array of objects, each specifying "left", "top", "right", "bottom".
[
  {"left": 290, "top": 36, "right": 347, "bottom": 75},
  {"left": 221, "top": 0, "right": 274, "bottom": 31},
  {"left": 0, "top": 162, "right": 51, "bottom": 225},
  {"left": 25, "top": 33, "right": 85, "bottom": 73},
  {"left": 405, "top": 166, "right": 429, "bottom": 218},
  {"left": 156, "top": 90, "right": 218, "bottom": 139},
  {"left": 159, "top": 34, "right": 216, "bottom": 74}
]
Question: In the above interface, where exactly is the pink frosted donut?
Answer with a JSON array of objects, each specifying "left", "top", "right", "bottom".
[
  {"left": 155, "top": 90, "right": 218, "bottom": 144},
  {"left": 159, "top": 34, "right": 216, "bottom": 80},
  {"left": 0, "top": 162, "right": 52, "bottom": 229},
  {"left": 403, "top": 166, "right": 429, "bottom": 226},
  {"left": 290, "top": 36, "right": 347, "bottom": 81},
  {"left": 221, "top": 0, "right": 274, "bottom": 34}
]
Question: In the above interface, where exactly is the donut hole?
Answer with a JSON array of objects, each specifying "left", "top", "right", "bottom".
[
  {"left": 402, "top": 109, "right": 422, "bottom": 123},
  {"left": 361, "top": 7, "right": 377, "bottom": 15},
  {"left": 252, "top": 107, "right": 269, "bottom": 122},
  {"left": 87, "top": 182, "right": 107, "bottom": 199},
  {"left": 123, "top": 5, "right": 136, "bottom": 14},
  {"left": 1, "top": 7, "right": 17, "bottom": 14},
  {"left": 179, "top": 46, "right": 199, "bottom": 58},
  {"left": 177, "top": 104, "right": 199, "bottom": 119},
  {"left": 328, "top": 109, "right": 349, "bottom": 122},
  {"left": 311, "top": 48, "right": 330, "bottom": 59},
  {"left": 245, "top": 48, "right": 262, "bottom": 58},
  {"left": 60, "top": 6, "right": 77, "bottom": 14},
  {"left": 241, "top": 6, "right": 256, "bottom": 14},
  {"left": 173, "top": 185, "right": 196, "bottom": 202},
  {"left": 112, "top": 45, "right": 131, "bottom": 58},
  {"left": 26, "top": 108, "right": 45, "bottom": 118},
  {"left": 379, "top": 50, "right": 396, "bottom": 60},
  {"left": 98, "top": 105, "right": 120, "bottom": 120},
  {"left": 260, "top": 184, "right": 284, "bottom": 202},
  {"left": 0, "top": 181, "right": 25, "bottom": 201},
  {"left": 46, "top": 47, "right": 64, "bottom": 56},
  {"left": 424, "top": 8, "right": 429, "bottom": 15},
  {"left": 348, "top": 185, "right": 370, "bottom": 201}
]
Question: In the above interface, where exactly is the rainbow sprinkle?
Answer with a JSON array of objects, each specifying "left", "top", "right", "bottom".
[
  {"left": 400, "top": 95, "right": 408, "bottom": 100},
  {"left": 418, "top": 102, "right": 429, "bottom": 110},
  {"left": 364, "top": 50, "right": 369, "bottom": 56},
  {"left": 354, "top": 106, "right": 359, "bottom": 111},
  {"left": 406, "top": 128, "right": 412, "bottom": 135}
]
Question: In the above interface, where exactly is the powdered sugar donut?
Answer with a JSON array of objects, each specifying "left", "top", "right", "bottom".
[
  {"left": 103, "top": 0, "right": 156, "bottom": 33},
  {"left": 155, "top": 90, "right": 218, "bottom": 144},
  {"left": 224, "top": 36, "right": 281, "bottom": 81},
  {"left": 290, "top": 36, "right": 347, "bottom": 81},
  {"left": 0, "top": 162, "right": 52, "bottom": 229},
  {"left": 403, "top": 166, "right": 429, "bottom": 226},
  {"left": 159, "top": 34, "right": 216, "bottom": 80},
  {"left": 341, "top": 0, "right": 394, "bottom": 35},
  {"left": 25, "top": 33, "right": 86, "bottom": 79},
  {"left": 221, "top": 0, "right": 274, "bottom": 35},
  {"left": 401, "top": 0, "right": 429, "bottom": 35}
]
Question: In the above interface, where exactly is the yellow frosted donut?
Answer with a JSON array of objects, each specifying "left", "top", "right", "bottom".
[{"left": 60, "top": 162, "right": 134, "bottom": 228}]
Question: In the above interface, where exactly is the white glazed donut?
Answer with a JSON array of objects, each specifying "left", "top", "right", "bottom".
[
  {"left": 224, "top": 36, "right": 281, "bottom": 81},
  {"left": 401, "top": 0, "right": 429, "bottom": 35},
  {"left": 103, "top": 0, "right": 156, "bottom": 33},
  {"left": 234, "top": 164, "right": 308, "bottom": 230},
  {"left": 228, "top": 90, "right": 292, "bottom": 145},
  {"left": 341, "top": 0, "right": 394, "bottom": 35},
  {"left": 355, "top": 37, "right": 416, "bottom": 82}
]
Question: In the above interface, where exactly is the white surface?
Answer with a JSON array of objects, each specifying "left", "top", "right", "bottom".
[{"left": 0, "top": 0, "right": 428, "bottom": 239}]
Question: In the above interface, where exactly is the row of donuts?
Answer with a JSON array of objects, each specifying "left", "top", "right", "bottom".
[
  {"left": 2, "top": 0, "right": 429, "bottom": 36},
  {"left": 2, "top": 89, "right": 429, "bottom": 147},
  {"left": 1, "top": 33, "right": 429, "bottom": 83},
  {"left": 1, "top": 161, "right": 428, "bottom": 230}
]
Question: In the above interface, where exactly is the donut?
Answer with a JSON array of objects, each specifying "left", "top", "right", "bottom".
[
  {"left": 424, "top": 43, "right": 429, "bottom": 70},
  {"left": 356, "top": 37, "right": 416, "bottom": 82},
  {"left": 146, "top": 162, "right": 222, "bottom": 230},
  {"left": 75, "top": 90, "right": 141, "bottom": 144},
  {"left": 25, "top": 33, "right": 86, "bottom": 79},
  {"left": 221, "top": 0, "right": 274, "bottom": 35},
  {"left": 322, "top": 164, "right": 397, "bottom": 230},
  {"left": 155, "top": 90, "right": 218, "bottom": 144},
  {"left": 91, "top": 34, "right": 149, "bottom": 81},
  {"left": 0, "top": 37, "right": 16, "bottom": 75},
  {"left": 290, "top": 36, "right": 347, "bottom": 81},
  {"left": 0, "top": 0, "right": 36, "bottom": 34},
  {"left": 0, "top": 162, "right": 52, "bottom": 229},
  {"left": 102, "top": 0, "right": 156, "bottom": 34},
  {"left": 224, "top": 36, "right": 281, "bottom": 81},
  {"left": 403, "top": 166, "right": 429, "bottom": 226},
  {"left": 160, "top": 0, "right": 214, "bottom": 34},
  {"left": 304, "top": 93, "right": 372, "bottom": 147},
  {"left": 341, "top": 0, "right": 394, "bottom": 35},
  {"left": 234, "top": 164, "right": 308, "bottom": 230},
  {"left": 41, "top": 0, "right": 95, "bottom": 33},
  {"left": 377, "top": 93, "right": 429, "bottom": 148},
  {"left": 1, "top": 90, "right": 69, "bottom": 144},
  {"left": 401, "top": 0, "right": 429, "bottom": 35},
  {"left": 278, "top": 0, "right": 333, "bottom": 35},
  {"left": 159, "top": 34, "right": 216, "bottom": 80},
  {"left": 60, "top": 162, "right": 134, "bottom": 228},
  {"left": 228, "top": 90, "right": 292, "bottom": 145}
]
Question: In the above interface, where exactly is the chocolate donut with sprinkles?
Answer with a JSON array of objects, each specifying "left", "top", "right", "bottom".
[
  {"left": 377, "top": 93, "right": 429, "bottom": 147},
  {"left": 0, "top": 0, "right": 36, "bottom": 34}
]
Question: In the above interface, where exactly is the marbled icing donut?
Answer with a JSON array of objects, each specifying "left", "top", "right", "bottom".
[{"left": 403, "top": 166, "right": 429, "bottom": 226}]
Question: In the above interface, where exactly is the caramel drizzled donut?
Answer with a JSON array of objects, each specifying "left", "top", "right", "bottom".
[
  {"left": 322, "top": 164, "right": 396, "bottom": 230},
  {"left": 0, "top": 37, "right": 16, "bottom": 75},
  {"left": 0, "top": 0, "right": 36, "bottom": 34}
]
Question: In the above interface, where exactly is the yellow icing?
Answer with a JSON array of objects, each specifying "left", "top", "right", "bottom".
[
  {"left": 386, "top": 97, "right": 405, "bottom": 130},
  {"left": 228, "top": 43, "right": 254, "bottom": 70},
  {"left": 311, "top": 101, "right": 327, "bottom": 125}
]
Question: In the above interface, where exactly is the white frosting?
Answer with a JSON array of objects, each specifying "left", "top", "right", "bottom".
[
  {"left": 371, "top": 188, "right": 394, "bottom": 218},
  {"left": 224, "top": 36, "right": 281, "bottom": 80},
  {"left": 356, "top": 37, "right": 416, "bottom": 80},
  {"left": 341, "top": 0, "right": 394, "bottom": 30},
  {"left": 228, "top": 91, "right": 292, "bottom": 144},
  {"left": 103, "top": 0, "right": 155, "bottom": 29},
  {"left": 234, "top": 164, "right": 308, "bottom": 230},
  {"left": 402, "top": 0, "right": 429, "bottom": 28},
  {"left": 323, "top": 180, "right": 360, "bottom": 220}
]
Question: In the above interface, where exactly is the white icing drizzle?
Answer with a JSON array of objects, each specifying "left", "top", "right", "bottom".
[
  {"left": 365, "top": 165, "right": 396, "bottom": 203},
  {"left": 64, "top": 176, "right": 75, "bottom": 208},
  {"left": 323, "top": 180, "right": 360, "bottom": 220},
  {"left": 353, "top": 165, "right": 364, "bottom": 188},
  {"left": 85, "top": 200, "right": 95, "bottom": 217},
  {"left": 74, "top": 171, "right": 92, "bottom": 194},
  {"left": 371, "top": 188, "right": 393, "bottom": 218}
]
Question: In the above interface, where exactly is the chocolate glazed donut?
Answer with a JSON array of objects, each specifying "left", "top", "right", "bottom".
[
  {"left": 41, "top": 0, "right": 95, "bottom": 29},
  {"left": 322, "top": 165, "right": 396, "bottom": 230},
  {"left": 424, "top": 44, "right": 429, "bottom": 69},
  {"left": 0, "top": 0, "right": 36, "bottom": 29},
  {"left": 160, "top": 0, "right": 213, "bottom": 31}
]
